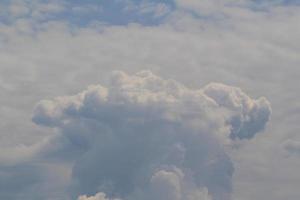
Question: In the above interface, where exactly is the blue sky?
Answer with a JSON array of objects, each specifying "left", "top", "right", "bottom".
[{"left": 1, "top": 0, "right": 300, "bottom": 26}]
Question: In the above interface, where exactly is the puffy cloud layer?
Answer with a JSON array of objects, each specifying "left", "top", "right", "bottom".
[{"left": 32, "top": 71, "right": 271, "bottom": 200}]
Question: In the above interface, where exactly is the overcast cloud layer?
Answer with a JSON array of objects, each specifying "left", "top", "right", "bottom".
[{"left": 0, "top": 0, "right": 300, "bottom": 200}]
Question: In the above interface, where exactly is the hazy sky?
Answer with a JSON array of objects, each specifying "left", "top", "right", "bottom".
[{"left": 0, "top": 0, "right": 300, "bottom": 200}]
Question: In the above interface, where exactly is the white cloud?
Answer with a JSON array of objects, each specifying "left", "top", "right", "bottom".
[
  {"left": 149, "top": 169, "right": 183, "bottom": 200},
  {"left": 33, "top": 71, "right": 270, "bottom": 142},
  {"left": 78, "top": 192, "right": 121, "bottom": 200},
  {"left": 77, "top": 169, "right": 211, "bottom": 200},
  {"left": 148, "top": 168, "right": 212, "bottom": 200},
  {"left": 32, "top": 71, "right": 270, "bottom": 200},
  {"left": 203, "top": 83, "right": 271, "bottom": 140}
]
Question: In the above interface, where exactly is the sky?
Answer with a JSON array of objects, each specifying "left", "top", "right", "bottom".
[{"left": 0, "top": 0, "right": 300, "bottom": 200}]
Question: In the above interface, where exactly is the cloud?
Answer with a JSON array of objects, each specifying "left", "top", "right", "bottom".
[
  {"left": 283, "top": 139, "right": 300, "bottom": 155},
  {"left": 174, "top": 0, "right": 248, "bottom": 16},
  {"left": 32, "top": 70, "right": 271, "bottom": 200},
  {"left": 9, "top": 0, "right": 30, "bottom": 17},
  {"left": 6, "top": 0, "right": 65, "bottom": 21},
  {"left": 0, "top": 0, "right": 299, "bottom": 199},
  {"left": 0, "top": 164, "right": 42, "bottom": 199},
  {"left": 203, "top": 83, "right": 271, "bottom": 140},
  {"left": 124, "top": 2, "right": 171, "bottom": 19},
  {"left": 174, "top": 0, "right": 297, "bottom": 17},
  {"left": 146, "top": 168, "right": 212, "bottom": 200},
  {"left": 78, "top": 192, "right": 120, "bottom": 200}
]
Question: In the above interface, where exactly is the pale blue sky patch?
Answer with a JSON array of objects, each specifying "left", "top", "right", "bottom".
[
  {"left": 1, "top": 0, "right": 300, "bottom": 27},
  {"left": 0, "top": 0, "right": 175, "bottom": 26}
]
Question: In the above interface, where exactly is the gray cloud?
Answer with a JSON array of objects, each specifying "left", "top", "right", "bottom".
[
  {"left": 283, "top": 139, "right": 300, "bottom": 155},
  {"left": 0, "top": 164, "right": 42, "bottom": 199},
  {"left": 32, "top": 71, "right": 271, "bottom": 200}
]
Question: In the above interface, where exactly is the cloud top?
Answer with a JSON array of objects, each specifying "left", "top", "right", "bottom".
[{"left": 33, "top": 70, "right": 271, "bottom": 141}]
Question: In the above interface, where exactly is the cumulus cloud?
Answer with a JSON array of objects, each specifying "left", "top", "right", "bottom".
[
  {"left": 203, "top": 83, "right": 271, "bottom": 140},
  {"left": 145, "top": 168, "right": 212, "bottom": 200},
  {"left": 78, "top": 192, "right": 120, "bottom": 200},
  {"left": 32, "top": 71, "right": 271, "bottom": 200}
]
